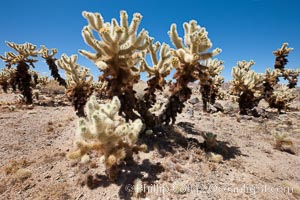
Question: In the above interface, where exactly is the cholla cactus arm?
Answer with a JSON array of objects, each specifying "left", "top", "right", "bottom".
[
  {"left": 0, "top": 42, "right": 39, "bottom": 67},
  {"left": 273, "top": 43, "right": 293, "bottom": 71},
  {"left": 39, "top": 45, "right": 57, "bottom": 59},
  {"left": 265, "top": 68, "right": 281, "bottom": 86},
  {"left": 67, "top": 95, "right": 146, "bottom": 180},
  {"left": 79, "top": 11, "right": 148, "bottom": 80},
  {"left": 0, "top": 52, "right": 23, "bottom": 66},
  {"left": 56, "top": 54, "right": 93, "bottom": 117},
  {"left": 273, "top": 43, "right": 293, "bottom": 57},
  {"left": 6, "top": 41, "right": 39, "bottom": 59},
  {"left": 141, "top": 38, "right": 172, "bottom": 78},
  {"left": 205, "top": 58, "right": 224, "bottom": 76},
  {"left": 56, "top": 54, "right": 93, "bottom": 85},
  {"left": 169, "top": 21, "right": 221, "bottom": 64}
]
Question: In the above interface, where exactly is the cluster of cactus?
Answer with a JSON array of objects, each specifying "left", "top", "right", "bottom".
[
  {"left": 63, "top": 10, "right": 223, "bottom": 180},
  {"left": 0, "top": 42, "right": 67, "bottom": 104},
  {"left": 0, "top": 42, "right": 40, "bottom": 104},
  {"left": 230, "top": 43, "right": 299, "bottom": 115},
  {"left": 1, "top": 9, "right": 299, "bottom": 182},
  {"left": 264, "top": 44, "right": 299, "bottom": 112},
  {"left": 78, "top": 10, "right": 221, "bottom": 127}
]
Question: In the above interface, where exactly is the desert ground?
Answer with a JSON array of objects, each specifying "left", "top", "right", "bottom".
[{"left": 0, "top": 82, "right": 300, "bottom": 200}]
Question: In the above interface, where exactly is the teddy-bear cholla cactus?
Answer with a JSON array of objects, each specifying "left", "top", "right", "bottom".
[
  {"left": 67, "top": 95, "right": 147, "bottom": 180},
  {"left": 230, "top": 60, "right": 265, "bottom": 115},
  {"left": 267, "top": 85, "right": 296, "bottom": 112},
  {"left": 0, "top": 69, "right": 10, "bottom": 92},
  {"left": 273, "top": 43, "right": 300, "bottom": 88},
  {"left": 56, "top": 54, "right": 93, "bottom": 117},
  {"left": 263, "top": 68, "right": 281, "bottom": 105},
  {"left": 160, "top": 20, "right": 221, "bottom": 124},
  {"left": 79, "top": 10, "right": 148, "bottom": 120},
  {"left": 199, "top": 58, "right": 224, "bottom": 112},
  {"left": 39, "top": 45, "right": 67, "bottom": 87},
  {"left": 0, "top": 42, "right": 39, "bottom": 104},
  {"left": 273, "top": 43, "right": 293, "bottom": 71},
  {"left": 0, "top": 68, "right": 17, "bottom": 92}
]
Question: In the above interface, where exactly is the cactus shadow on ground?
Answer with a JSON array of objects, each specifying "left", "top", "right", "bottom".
[
  {"left": 175, "top": 121, "right": 243, "bottom": 160},
  {"left": 140, "top": 125, "right": 202, "bottom": 156},
  {"left": 83, "top": 159, "right": 164, "bottom": 200}
]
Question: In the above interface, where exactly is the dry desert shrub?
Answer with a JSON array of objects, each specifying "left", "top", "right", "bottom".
[{"left": 42, "top": 79, "right": 65, "bottom": 95}]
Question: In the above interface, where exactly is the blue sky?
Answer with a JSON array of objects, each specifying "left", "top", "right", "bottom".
[{"left": 0, "top": 0, "right": 299, "bottom": 82}]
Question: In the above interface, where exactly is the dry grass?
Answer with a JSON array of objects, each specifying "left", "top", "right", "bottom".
[
  {"left": 2, "top": 159, "right": 32, "bottom": 175},
  {"left": 32, "top": 183, "right": 72, "bottom": 200}
]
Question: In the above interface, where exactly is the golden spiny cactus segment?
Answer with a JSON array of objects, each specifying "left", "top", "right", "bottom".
[
  {"left": 79, "top": 10, "right": 148, "bottom": 86},
  {"left": 56, "top": 54, "right": 93, "bottom": 117},
  {"left": 231, "top": 60, "right": 265, "bottom": 97},
  {"left": 272, "top": 43, "right": 293, "bottom": 57},
  {"left": 204, "top": 58, "right": 224, "bottom": 77},
  {"left": 283, "top": 68, "right": 300, "bottom": 88},
  {"left": 67, "top": 95, "right": 146, "bottom": 180},
  {"left": 141, "top": 38, "right": 172, "bottom": 78},
  {"left": 39, "top": 45, "right": 57, "bottom": 59},
  {"left": 230, "top": 60, "right": 265, "bottom": 114},
  {"left": 0, "top": 42, "right": 39, "bottom": 64},
  {"left": 265, "top": 68, "right": 281, "bottom": 87},
  {"left": 56, "top": 54, "right": 93, "bottom": 86},
  {"left": 268, "top": 85, "right": 296, "bottom": 111},
  {"left": 168, "top": 20, "right": 221, "bottom": 65}
]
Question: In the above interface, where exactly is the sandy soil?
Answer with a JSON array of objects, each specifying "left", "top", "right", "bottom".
[{"left": 0, "top": 89, "right": 300, "bottom": 200}]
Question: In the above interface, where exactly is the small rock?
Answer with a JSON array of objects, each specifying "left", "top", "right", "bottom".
[
  {"left": 45, "top": 175, "right": 51, "bottom": 179},
  {"left": 209, "top": 105, "right": 218, "bottom": 113},
  {"left": 27, "top": 111, "right": 37, "bottom": 114},
  {"left": 188, "top": 97, "right": 200, "bottom": 105},
  {"left": 68, "top": 172, "right": 75, "bottom": 178},
  {"left": 213, "top": 102, "right": 224, "bottom": 112}
]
